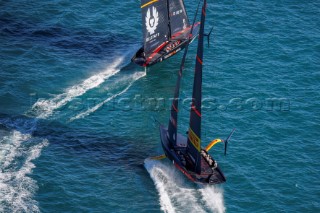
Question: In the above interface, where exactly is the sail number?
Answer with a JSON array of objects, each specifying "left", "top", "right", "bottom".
[
  {"left": 188, "top": 128, "right": 201, "bottom": 151},
  {"left": 146, "top": 33, "right": 160, "bottom": 42},
  {"left": 172, "top": 9, "right": 183, "bottom": 16}
]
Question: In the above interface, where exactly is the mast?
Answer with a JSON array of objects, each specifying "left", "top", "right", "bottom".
[
  {"left": 167, "top": 2, "right": 201, "bottom": 146},
  {"left": 166, "top": 0, "right": 172, "bottom": 38},
  {"left": 186, "top": 0, "right": 207, "bottom": 174}
]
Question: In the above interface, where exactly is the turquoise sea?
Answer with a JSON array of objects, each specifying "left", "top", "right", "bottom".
[{"left": 1, "top": 0, "right": 319, "bottom": 212}]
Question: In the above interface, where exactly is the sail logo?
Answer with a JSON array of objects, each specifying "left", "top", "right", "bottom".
[
  {"left": 188, "top": 128, "right": 201, "bottom": 151},
  {"left": 145, "top": 6, "right": 159, "bottom": 35},
  {"left": 183, "top": 19, "right": 187, "bottom": 29}
]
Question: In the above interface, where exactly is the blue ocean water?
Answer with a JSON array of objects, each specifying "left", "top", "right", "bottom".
[{"left": 1, "top": 0, "right": 319, "bottom": 212}]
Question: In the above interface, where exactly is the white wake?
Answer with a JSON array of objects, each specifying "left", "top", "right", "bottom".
[
  {"left": 144, "top": 158, "right": 226, "bottom": 213},
  {"left": 30, "top": 57, "right": 125, "bottom": 119},
  {"left": 69, "top": 71, "right": 146, "bottom": 121},
  {"left": 0, "top": 130, "right": 48, "bottom": 213}
]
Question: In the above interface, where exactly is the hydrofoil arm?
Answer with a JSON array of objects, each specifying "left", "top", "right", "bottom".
[
  {"left": 149, "top": 154, "right": 166, "bottom": 160},
  {"left": 205, "top": 139, "right": 223, "bottom": 152}
]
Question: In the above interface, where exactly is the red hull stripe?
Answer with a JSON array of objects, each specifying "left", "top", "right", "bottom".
[
  {"left": 145, "top": 41, "right": 168, "bottom": 66},
  {"left": 145, "top": 22, "right": 201, "bottom": 66},
  {"left": 172, "top": 26, "right": 191, "bottom": 39},
  {"left": 172, "top": 22, "right": 200, "bottom": 39},
  {"left": 192, "top": 105, "right": 202, "bottom": 117},
  {"left": 188, "top": 22, "right": 200, "bottom": 38},
  {"left": 174, "top": 162, "right": 196, "bottom": 182}
]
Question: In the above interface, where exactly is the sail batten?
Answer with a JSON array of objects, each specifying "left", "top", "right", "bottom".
[{"left": 186, "top": 0, "right": 206, "bottom": 174}]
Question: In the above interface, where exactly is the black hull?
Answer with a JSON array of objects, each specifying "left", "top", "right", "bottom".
[
  {"left": 132, "top": 24, "right": 200, "bottom": 67},
  {"left": 131, "top": 39, "right": 189, "bottom": 67},
  {"left": 159, "top": 126, "right": 226, "bottom": 185},
  {"left": 131, "top": 47, "right": 145, "bottom": 66}
]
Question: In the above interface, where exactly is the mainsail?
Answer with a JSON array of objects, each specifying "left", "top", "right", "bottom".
[
  {"left": 169, "top": 0, "right": 190, "bottom": 36},
  {"left": 140, "top": 0, "right": 190, "bottom": 55},
  {"left": 141, "top": 0, "right": 170, "bottom": 55},
  {"left": 186, "top": 0, "right": 206, "bottom": 174},
  {"left": 167, "top": 1, "right": 201, "bottom": 147}
]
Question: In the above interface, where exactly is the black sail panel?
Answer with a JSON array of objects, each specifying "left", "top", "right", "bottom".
[
  {"left": 169, "top": 0, "right": 190, "bottom": 36},
  {"left": 141, "top": 0, "right": 170, "bottom": 55},
  {"left": 186, "top": 0, "right": 206, "bottom": 174},
  {"left": 168, "top": 2, "right": 201, "bottom": 147}
]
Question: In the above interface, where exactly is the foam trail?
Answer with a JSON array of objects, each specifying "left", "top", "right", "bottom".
[
  {"left": 0, "top": 131, "right": 31, "bottom": 169},
  {"left": 69, "top": 71, "right": 146, "bottom": 121},
  {"left": 0, "top": 130, "right": 48, "bottom": 213},
  {"left": 144, "top": 159, "right": 176, "bottom": 213},
  {"left": 199, "top": 186, "right": 226, "bottom": 213},
  {"left": 144, "top": 158, "right": 211, "bottom": 213},
  {"left": 30, "top": 57, "right": 125, "bottom": 119},
  {"left": 145, "top": 158, "right": 226, "bottom": 213}
]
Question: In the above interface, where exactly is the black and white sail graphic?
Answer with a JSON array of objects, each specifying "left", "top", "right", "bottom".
[
  {"left": 169, "top": 0, "right": 190, "bottom": 36},
  {"left": 186, "top": 1, "right": 206, "bottom": 174},
  {"left": 141, "top": 0, "right": 169, "bottom": 55}
]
